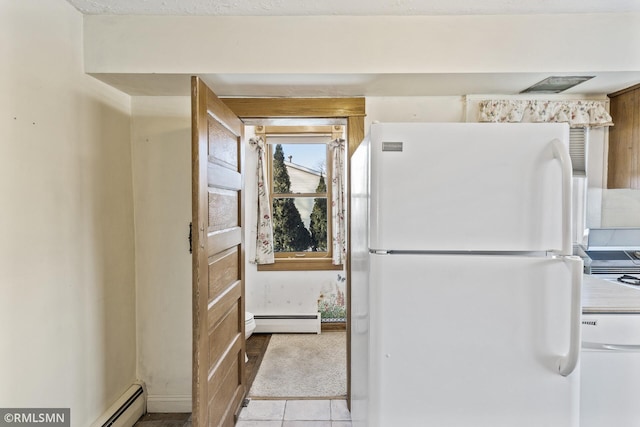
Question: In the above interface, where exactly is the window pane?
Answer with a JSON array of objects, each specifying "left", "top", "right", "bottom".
[
  {"left": 272, "top": 143, "right": 326, "bottom": 194},
  {"left": 308, "top": 196, "right": 328, "bottom": 252},
  {"left": 272, "top": 197, "right": 327, "bottom": 253}
]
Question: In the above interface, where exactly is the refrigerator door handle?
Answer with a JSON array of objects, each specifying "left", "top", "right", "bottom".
[
  {"left": 551, "top": 138, "right": 572, "bottom": 257},
  {"left": 558, "top": 255, "right": 583, "bottom": 376}
]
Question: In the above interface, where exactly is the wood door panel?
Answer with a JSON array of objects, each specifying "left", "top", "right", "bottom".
[
  {"left": 192, "top": 76, "right": 246, "bottom": 427},
  {"left": 208, "top": 247, "right": 240, "bottom": 301},
  {"left": 608, "top": 85, "right": 640, "bottom": 189},
  {"left": 207, "top": 338, "right": 242, "bottom": 401},
  {"left": 208, "top": 188, "right": 239, "bottom": 232},
  {"left": 207, "top": 280, "right": 242, "bottom": 374},
  {"left": 207, "top": 280, "right": 242, "bottom": 326},
  {"left": 208, "top": 340, "right": 244, "bottom": 427},
  {"left": 207, "top": 228, "right": 242, "bottom": 257},
  {"left": 208, "top": 119, "right": 239, "bottom": 170},
  {"left": 207, "top": 162, "right": 242, "bottom": 191},
  {"left": 633, "top": 89, "right": 640, "bottom": 189},
  {"left": 206, "top": 98, "right": 244, "bottom": 139},
  {"left": 608, "top": 91, "right": 634, "bottom": 188},
  {"left": 208, "top": 301, "right": 242, "bottom": 368}
]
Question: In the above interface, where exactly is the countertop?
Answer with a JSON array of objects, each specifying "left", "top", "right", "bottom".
[{"left": 582, "top": 274, "right": 640, "bottom": 314}]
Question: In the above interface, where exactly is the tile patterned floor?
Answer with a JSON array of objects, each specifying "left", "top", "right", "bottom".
[
  {"left": 238, "top": 399, "right": 351, "bottom": 427},
  {"left": 132, "top": 399, "right": 350, "bottom": 426}
]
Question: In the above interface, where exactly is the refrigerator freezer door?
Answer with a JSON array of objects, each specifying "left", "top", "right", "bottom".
[
  {"left": 368, "top": 123, "right": 571, "bottom": 252},
  {"left": 364, "top": 253, "right": 580, "bottom": 427}
]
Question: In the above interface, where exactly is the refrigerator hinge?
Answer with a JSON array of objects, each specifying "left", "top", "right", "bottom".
[{"left": 371, "top": 250, "right": 390, "bottom": 255}]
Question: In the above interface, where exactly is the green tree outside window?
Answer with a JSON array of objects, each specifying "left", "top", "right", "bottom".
[
  {"left": 309, "top": 175, "right": 327, "bottom": 251},
  {"left": 271, "top": 144, "right": 312, "bottom": 252}
]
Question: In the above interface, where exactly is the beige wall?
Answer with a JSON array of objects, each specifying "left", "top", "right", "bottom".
[
  {"left": 131, "top": 97, "right": 193, "bottom": 412},
  {"left": 601, "top": 189, "right": 640, "bottom": 227},
  {"left": 366, "top": 97, "right": 464, "bottom": 127},
  {"left": 83, "top": 14, "right": 640, "bottom": 75},
  {"left": 0, "top": 1, "right": 136, "bottom": 426}
]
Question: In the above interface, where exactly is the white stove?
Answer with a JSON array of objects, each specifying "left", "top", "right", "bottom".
[
  {"left": 580, "top": 312, "right": 640, "bottom": 427},
  {"left": 582, "top": 228, "right": 640, "bottom": 275},
  {"left": 580, "top": 228, "right": 640, "bottom": 427},
  {"left": 585, "top": 250, "right": 640, "bottom": 274}
]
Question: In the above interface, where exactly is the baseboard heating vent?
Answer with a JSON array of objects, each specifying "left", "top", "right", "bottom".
[
  {"left": 254, "top": 313, "right": 321, "bottom": 334},
  {"left": 91, "top": 383, "right": 146, "bottom": 427}
]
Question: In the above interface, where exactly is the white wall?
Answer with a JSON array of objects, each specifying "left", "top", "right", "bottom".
[
  {"left": 131, "top": 97, "right": 193, "bottom": 412},
  {"left": 0, "top": 1, "right": 136, "bottom": 426},
  {"left": 586, "top": 127, "right": 607, "bottom": 228},
  {"left": 586, "top": 120, "right": 640, "bottom": 229},
  {"left": 601, "top": 189, "right": 640, "bottom": 227},
  {"left": 83, "top": 14, "right": 640, "bottom": 75},
  {"left": 366, "top": 97, "right": 464, "bottom": 128}
]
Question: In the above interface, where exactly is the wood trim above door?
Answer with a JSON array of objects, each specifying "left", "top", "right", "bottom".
[
  {"left": 222, "top": 98, "right": 366, "bottom": 158},
  {"left": 221, "top": 98, "right": 365, "bottom": 118}
]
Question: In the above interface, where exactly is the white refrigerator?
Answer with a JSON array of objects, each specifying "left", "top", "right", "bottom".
[{"left": 350, "top": 123, "right": 583, "bottom": 427}]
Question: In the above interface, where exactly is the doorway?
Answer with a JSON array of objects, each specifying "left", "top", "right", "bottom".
[
  {"left": 221, "top": 97, "right": 365, "bottom": 406},
  {"left": 243, "top": 119, "right": 347, "bottom": 399}
]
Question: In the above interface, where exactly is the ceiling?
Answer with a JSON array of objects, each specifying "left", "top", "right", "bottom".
[{"left": 66, "top": 0, "right": 640, "bottom": 96}]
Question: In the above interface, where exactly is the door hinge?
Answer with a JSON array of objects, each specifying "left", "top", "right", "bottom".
[{"left": 188, "top": 222, "right": 193, "bottom": 254}]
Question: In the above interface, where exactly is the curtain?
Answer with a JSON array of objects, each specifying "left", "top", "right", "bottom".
[
  {"left": 248, "top": 137, "right": 274, "bottom": 264},
  {"left": 330, "top": 138, "right": 346, "bottom": 265},
  {"left": 478, "top": 99, "right": 613, "bottom": 127}
]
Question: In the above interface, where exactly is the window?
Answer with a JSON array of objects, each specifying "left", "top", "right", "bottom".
[
  {"left": 221, "top": 97, "right": 365, "bottom": 271},
  {"left": 257, "top": 125, "right": 344, "bottom": 271}
]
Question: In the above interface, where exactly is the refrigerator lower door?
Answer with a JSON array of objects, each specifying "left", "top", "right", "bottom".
[{"left": 363, "top": 253, "right": 580, "bottom": 427}]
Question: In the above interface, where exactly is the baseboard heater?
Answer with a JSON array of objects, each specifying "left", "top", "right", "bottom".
[
  {"left": 253, "top": 313, "right": 321, "bottom": 334},
  {"left": 91, "top": 383, "right": 146, "bottom": 427}
]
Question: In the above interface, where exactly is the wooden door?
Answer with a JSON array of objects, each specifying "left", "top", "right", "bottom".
[
  {"left": 608, "top": 84, "right": 640, "bottom": 189},
  {"left": 191, "top": 76, "right": 246, "bottom": 427}
]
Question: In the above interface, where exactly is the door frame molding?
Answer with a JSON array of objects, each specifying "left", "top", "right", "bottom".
[{"left": 222, "top": 97, "right": 365, "bottom": 407}]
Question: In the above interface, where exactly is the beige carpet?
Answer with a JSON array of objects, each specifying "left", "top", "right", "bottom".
[{"left": 249, "top": 332, "right": 346, "bottom": 398}]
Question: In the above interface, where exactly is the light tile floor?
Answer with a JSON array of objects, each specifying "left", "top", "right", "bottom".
[{"left": 237, "top": 399, "right": 351, "bottom": 427}]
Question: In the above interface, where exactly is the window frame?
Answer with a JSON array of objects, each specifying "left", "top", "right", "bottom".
[
  {"left": 257, "top": 125, "right": 342, "bottom": 270},
  {"left": 220, "top": 97, "right": 365, "bottom": 272}
]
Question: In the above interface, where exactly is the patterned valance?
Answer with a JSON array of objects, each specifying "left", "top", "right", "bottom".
[{"left": 478, "top": 100, "right": 613, "bottom": 128}]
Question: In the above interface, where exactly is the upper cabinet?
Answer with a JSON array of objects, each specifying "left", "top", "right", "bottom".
[{"left": 608, "top": 84, "right": 640, "bottom": 189}]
